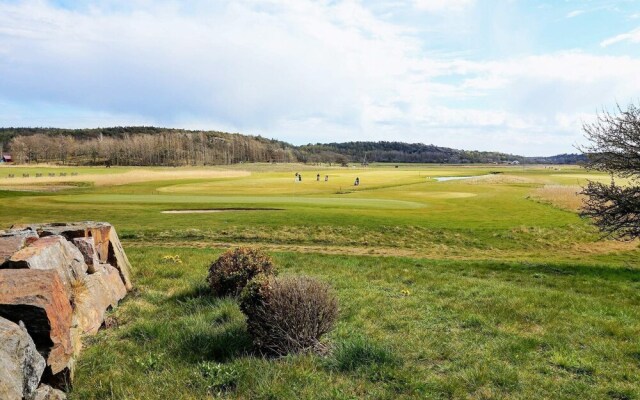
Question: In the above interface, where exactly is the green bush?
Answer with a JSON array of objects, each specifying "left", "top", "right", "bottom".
[
  {"left": 207, "top": 247, "right": 276, "bottom": 297},
  {"left": 239, "top": 275, "right": 338, "bottom": 356}
]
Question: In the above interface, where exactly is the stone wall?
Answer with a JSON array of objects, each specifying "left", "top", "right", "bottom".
[{"left": 0, "top": 222, "right": 133, "bottom": 400}]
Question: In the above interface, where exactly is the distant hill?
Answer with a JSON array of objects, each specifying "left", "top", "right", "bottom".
[
  {"left": 299, "top": 141, "right": 586, "bottom": 164},
  {"left": 0, "top": 127, "right": 585, "bottom": 166}
]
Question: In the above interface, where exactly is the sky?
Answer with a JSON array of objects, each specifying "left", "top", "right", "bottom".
[{"left": 1, "top": 0, "right": 639, "bottom": 156}]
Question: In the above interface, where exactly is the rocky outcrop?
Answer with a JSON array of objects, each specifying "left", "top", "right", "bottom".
[
  {"left": 12, "top": 222, "right": 133, "bottom": 290},
  {"left": 0, "top": 222, "right": 132, "bottom": 395},
  {"left": 0, "top": 269, "right": 74, "bottom": 375},
  {"left": 0, "top": 317, "right": 46, "bottom": 400}
]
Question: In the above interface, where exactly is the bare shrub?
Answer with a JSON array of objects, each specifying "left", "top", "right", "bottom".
[
  {"left": 239, "top": 275, "right": 338, "bottom": 356},
  {"left": 207, "top": 247, "right": 276, "bottom": 297},
  {"left": 580, "top": 103, "right": 640, "bottom": 240}
]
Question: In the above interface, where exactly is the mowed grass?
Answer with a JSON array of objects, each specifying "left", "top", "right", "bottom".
[{"left": 0, "top": 163, "right": 638, "bottom": 399}]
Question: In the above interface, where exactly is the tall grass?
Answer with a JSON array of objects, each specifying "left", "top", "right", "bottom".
[{"left": 531, "top": 184, "right": 585, "bottom": 211}]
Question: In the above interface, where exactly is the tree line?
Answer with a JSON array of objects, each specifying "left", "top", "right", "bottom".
[
  {"left": 0, "top": 127, "right": 583, "bottom": 166},
  {"left": 299, "top": 141, "right": 585, "bottom": 164},
  {"left": 1, "top": 128, "right": 298, "bottom": 166}
]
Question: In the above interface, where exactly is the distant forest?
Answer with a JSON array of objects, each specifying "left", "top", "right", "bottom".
[{"left": 0, "top": 127, "right": 585, "bottom": 166}]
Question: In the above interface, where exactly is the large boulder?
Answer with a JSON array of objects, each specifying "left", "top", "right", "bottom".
[
  {"left": 0, "top": 229, "right": 38, "bottom": 263},
  {"left": 1, "top": 236, "right": 88, "bottom": 297},
  {"left": 0, "top": 317, "right": 46, "bottom": 400},
  {"left": 0, "top": 269, "right": 74, "bottom": 375},
  {"left": 13, "top": 222, "right": 133, "bottom": 290},
  {"left": 74, "top": 264, "right": 127, "bottom": 335}
]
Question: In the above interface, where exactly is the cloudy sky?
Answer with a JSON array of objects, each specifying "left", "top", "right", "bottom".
[{"left": 1, "top": 0, "right": 639, "bottom": 155}]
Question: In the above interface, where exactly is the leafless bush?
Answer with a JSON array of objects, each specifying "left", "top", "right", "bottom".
[
  {"left": 580, "top": 103, "right": 640, "bottom": 240},
  {"left": 240, "top": 275, "right": 338, "bottom": 356}
]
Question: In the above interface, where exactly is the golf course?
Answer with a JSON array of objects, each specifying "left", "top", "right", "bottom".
[{"left": 1, "top": 163, "right": 638, "bottom": 399}]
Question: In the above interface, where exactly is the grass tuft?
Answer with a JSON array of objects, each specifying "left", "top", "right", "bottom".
[{"left": 326, "top": 335, "right": 399, "bottom": 372}]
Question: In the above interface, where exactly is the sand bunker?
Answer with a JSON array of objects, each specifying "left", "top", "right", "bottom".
[
  {"left": 405, "top": 191, "right": 477, "bottom": 199},
  {"left": 433, "top": 176, "right": 479, "bottom": 182},
  {"left": 162, "top": 208, "right": 282, "bottom": 214}
]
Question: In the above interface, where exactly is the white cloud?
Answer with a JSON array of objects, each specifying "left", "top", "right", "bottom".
[
  {"left": 0, "top": 0, "right": 638, "bottom": 155},
  {"left": 412, "top": 0, "right": 475, "bottom": 13},
  {"left": 566, "top": 10, "right": 585, "bottom": 18},
  {"left": 600, "top": 27, "right": 640, "bottom": 47}
]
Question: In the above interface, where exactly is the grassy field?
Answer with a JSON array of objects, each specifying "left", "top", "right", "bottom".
[{"left": 0, "top": 163, "right": 638, "bottom": 399}]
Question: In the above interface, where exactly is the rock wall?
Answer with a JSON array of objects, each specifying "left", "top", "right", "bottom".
[{"left": 0, "top": 222, "right": 132, "bottom": 400}]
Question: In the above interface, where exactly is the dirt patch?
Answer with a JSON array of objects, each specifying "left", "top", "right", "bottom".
[{"left": 161, "top": 208, "right": 283, "bottom": 214}]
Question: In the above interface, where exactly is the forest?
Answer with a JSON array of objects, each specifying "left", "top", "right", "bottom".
[{"left": 0, "top": 127, "right": 584, "bottom": 166}]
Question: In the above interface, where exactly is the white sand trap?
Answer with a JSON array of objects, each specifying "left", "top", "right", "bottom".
[
  {"left": 433, "top": 175, "right": 489, "bottom": 182},
  {"left": 405, "top": 191, "right": 477, "bottom": 199},
  {"left": 162, "top": 208, "right": 282, "bottom": 214}
]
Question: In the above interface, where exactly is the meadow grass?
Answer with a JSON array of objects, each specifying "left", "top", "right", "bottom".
[
  {"left": 0, "top": 163, "right": 638, "bottom": 399},
  {"left": 71, "top": 248, "right": 640, "bottom": 399}
]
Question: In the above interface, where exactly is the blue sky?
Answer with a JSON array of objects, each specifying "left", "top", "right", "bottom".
[{"left": 1, "top": 0, "right": 639, "bottom": 155}]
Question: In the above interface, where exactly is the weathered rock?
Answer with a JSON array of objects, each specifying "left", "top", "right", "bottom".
[
  {"left": 72, "top": 237, "right": 99, "bottom": 273},
  {"left": 17, "top": 222, "right": 133, "bottom": 290},
  {"left": 32, "top": 384, "right": 67, "bottom": 400},
  {"left": 107, "top": 228, "right": 133, "bottom": 290},
  {"left": 2, "top": 236, "right": 88, "bottom": 297},
  {"left": 37, "top": 222, "right": 112, "bottom": 263},
  {"left": 74, "top": 264, "right": 127, "bottom": 335},
  {"left": 0, "top": 229, "right": 38, "bottom": 264},
  {"left": 0, "top": 317, "right": 46, "bottom": 400},
  {"left": 0, "top": 269, "right": 73, "bottom": 375}
]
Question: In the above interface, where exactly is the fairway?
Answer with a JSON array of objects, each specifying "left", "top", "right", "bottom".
[
  {"left": 53, "top": 194, "right": 426, "bottom": 210},
  {"left": 0, "top": 163, "right": 638, "bottom": 399}
]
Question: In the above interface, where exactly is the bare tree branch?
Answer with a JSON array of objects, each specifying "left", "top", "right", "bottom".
[{"left": 580, "top": 102, "right": 640, "bottom": 240}]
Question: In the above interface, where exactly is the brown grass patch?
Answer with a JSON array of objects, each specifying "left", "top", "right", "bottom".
[
  {"left": 572, "top": 239, "right": 639, "bottom": 254},
  {"left": 0, "top": 169, "right": 250, "bottom": 188},
  {"left": 0, "top": 184, "right": 79, "bottom": 192},
  {"left": 124, "top": 239, "right": 639, "bottom": 263},
  {"left": 530, "top": 185, "right": 585, "bottom": 211}
]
